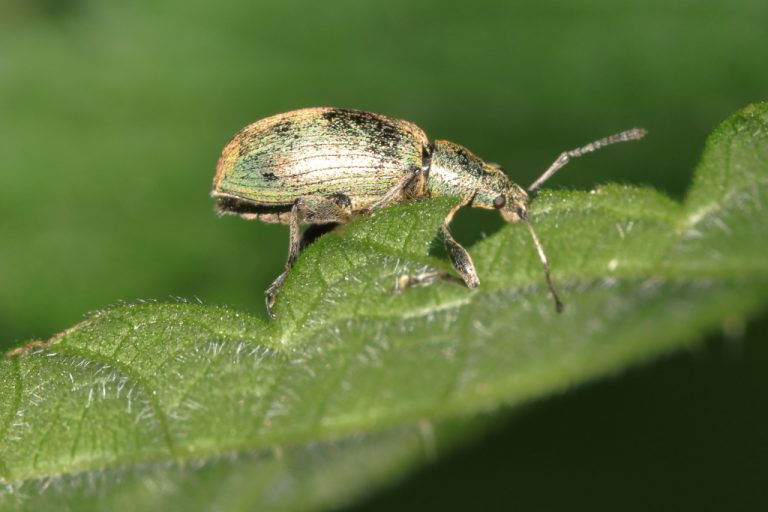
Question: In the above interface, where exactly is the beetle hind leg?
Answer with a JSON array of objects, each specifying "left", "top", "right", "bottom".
[
  {"left": 265, "top": 197, "right": 351, "bottom": 318},
  {"left": 265, "top": 199, "right": 303, "bottom": 318}
]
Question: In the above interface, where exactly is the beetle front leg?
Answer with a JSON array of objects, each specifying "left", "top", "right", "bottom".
[
  {"left": 441, "top": 230, "right": 479, "bottom": 288},
  {"left": 265, "top": 199, "right": 303, "bottom": 318},
  {"left": 397, "top": 194, "right": 479, "bottom": 290},
  {"left": 440, "top": 200, "right": 479, "bottom": 288}
]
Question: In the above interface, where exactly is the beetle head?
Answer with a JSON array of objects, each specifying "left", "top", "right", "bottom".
[{"left": 493, "top": 182, "right": 530, "bottom": 223}]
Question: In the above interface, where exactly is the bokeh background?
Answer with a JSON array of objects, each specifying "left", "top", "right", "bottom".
[{"left": 1, "top": 0, "right": 767, "bottom": 509}]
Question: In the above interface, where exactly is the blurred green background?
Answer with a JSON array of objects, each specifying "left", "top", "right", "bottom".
[{"left": 1, "top": 0, "right": 766, "bottom": 509}]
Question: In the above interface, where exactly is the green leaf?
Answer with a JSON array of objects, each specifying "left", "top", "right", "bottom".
[{"left": 2, "top": 103, "right": 768, "bottom": 511}]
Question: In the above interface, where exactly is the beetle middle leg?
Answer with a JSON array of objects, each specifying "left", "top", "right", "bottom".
[
  {"left": 368, "top": 169, "right": 423, "bottom": 211},
  {"left": 397, "top": 194, "right": 479, "bottom": 291}
]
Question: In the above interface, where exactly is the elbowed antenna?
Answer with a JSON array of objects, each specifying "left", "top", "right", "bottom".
[
  {"left": 522, "top": 127, "right": 646, "bottom": 312},
  {"left": 528, "top": 128, "right": 647, "bottom": 192},
  {"left": 526, "top": 221, "right": 564, "bottom": 313}
]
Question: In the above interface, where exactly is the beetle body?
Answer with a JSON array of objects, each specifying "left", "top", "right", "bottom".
[
  {"left": 212, "top": 107, "right": 645, "bottom": 317},
  {"left": 213, "top": 107, "right": 529, "bottom": 225}
]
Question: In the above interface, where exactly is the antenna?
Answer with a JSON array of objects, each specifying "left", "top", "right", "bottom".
[
  {"left": 526, "top": 222, "right": 564, "bottom": 313},
  {"left": 528, "top": 128, "right": 646, "bottom": 192}
]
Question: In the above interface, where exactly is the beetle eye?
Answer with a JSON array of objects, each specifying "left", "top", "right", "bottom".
[{"left": 493, "top": 195, "right": 506, "bottom": 209}]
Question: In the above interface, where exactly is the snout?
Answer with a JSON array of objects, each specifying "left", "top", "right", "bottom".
[{"left": 501, "top": 206, "right": 527, "bottom": 223}]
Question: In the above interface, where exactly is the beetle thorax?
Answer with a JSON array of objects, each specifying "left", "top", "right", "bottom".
[{"left": 427, "top": 140, "right": 528, "bottom": 222}]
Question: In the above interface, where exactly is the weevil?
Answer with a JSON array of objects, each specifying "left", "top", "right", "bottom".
[{"left": 212, "top": 107, "right": 646, "bottom": 318}]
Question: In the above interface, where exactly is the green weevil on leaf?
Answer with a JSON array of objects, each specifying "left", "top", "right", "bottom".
[{"left": 211, "top": 107, "right": 645, "bottom": 317}]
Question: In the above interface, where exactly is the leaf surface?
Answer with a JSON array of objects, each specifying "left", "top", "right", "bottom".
[{"left": 2, "top": 104, "right": 768, "bottom": 511}]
